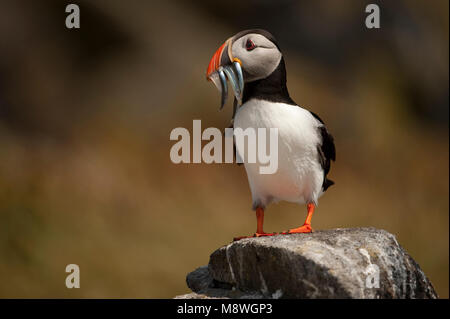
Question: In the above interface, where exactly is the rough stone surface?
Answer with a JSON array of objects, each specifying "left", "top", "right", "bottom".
[
  {"left": 186, "top": 266, "right": 213, "bottom": 293},
  {"left": 176, "top": 228, "right": 437, "bottom": 299}
]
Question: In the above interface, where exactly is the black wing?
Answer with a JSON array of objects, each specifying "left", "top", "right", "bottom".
[{"left": 309, "top": 111, "right": 336, "bottom": 191}]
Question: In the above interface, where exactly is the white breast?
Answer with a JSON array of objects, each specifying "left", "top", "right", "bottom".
[{"left": 233, "top": 99, "right": 324, "bottom": 208}]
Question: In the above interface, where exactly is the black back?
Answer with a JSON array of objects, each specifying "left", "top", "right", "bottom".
[
  {"left": 309, "top": 111, "right": 336, "bottom": 191},
  {"left": 242, "top": 58, "right": 296, "bottom": 105}
]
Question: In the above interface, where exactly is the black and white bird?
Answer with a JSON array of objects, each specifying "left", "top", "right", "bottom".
[{"left": 206, "top": 29, "right": 335, "bottom": 239}]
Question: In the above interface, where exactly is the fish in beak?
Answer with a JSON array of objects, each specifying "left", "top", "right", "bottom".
[{"left": 206, "top": 38, "right": 244, "bottom": 110}]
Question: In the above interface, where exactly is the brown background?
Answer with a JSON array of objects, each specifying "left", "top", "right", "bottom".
[{"left": 0, "top": 0, "right": 448, "bottom": 298}]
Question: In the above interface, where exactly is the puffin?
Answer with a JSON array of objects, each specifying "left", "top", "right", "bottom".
[{"left": 206, "top": 29, "right": 335, "bottom": 239}]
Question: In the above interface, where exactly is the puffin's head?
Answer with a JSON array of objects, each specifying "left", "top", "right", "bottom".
[{"left": 206, "top": 29, "right": 282, "bottom": 109}]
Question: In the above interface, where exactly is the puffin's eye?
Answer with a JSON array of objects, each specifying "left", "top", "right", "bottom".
[{"left": 245, "top": 39, "right": 256, "bottom": 51}]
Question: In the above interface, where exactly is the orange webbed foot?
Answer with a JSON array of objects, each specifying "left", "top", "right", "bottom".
[
  {"left": 281, "top": 224, "right": 313, "bottom": 235},
  {"left": 233, "top": 232, "right": 276, "bottom": 241},
  {"left": 255, "top": 232, "right": 276, "bottom": 237}
]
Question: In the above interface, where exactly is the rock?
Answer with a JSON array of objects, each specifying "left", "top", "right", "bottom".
[
  {"left": 186, "top": 266, "right": 213, "bottom": 293},
  {"left": 176, "top": 227, "right": 437, "bottom": 299}
]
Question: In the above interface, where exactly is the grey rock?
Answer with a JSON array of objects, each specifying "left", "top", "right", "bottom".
[
  {"left": 183, "top": 265, "right": 264, "bottom": 299},
  {"left": 176, "top": 228, "right": 437, "bottom": 299},
  {"left": 186, "top": 266, "right": 213, "bottom": 293}
]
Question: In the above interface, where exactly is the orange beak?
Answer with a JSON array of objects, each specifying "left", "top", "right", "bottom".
[
  {"left": 206, "top": 37, "right": 244, "bottom": 109},
  {"left": 206, "top": 37, "right": 235, "bottom": 79},
  {"left": 206, "top": 41, "right": 227, "bottom": 79}
]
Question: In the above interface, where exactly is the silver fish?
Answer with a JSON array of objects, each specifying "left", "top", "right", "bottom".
[
  {"left": 208, "top": 62, "right": 245, "bottom": 111},
  {"left": 218, "top": 67, "right": 228, "bottom": 110},
  {"left": 233, "top": 61, "right": 244, "bottom": 98},
  {"left": 222, "top": 65, "right": 242, "bottom": 105}
]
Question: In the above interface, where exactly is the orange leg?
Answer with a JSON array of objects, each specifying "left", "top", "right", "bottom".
[
  {"left": 233, "top": 207, "right": 276, "bottom": 241},
  {"left": 282, "top": 203, "right": 315, "bottom": 234},
  {"left": 255, "top": 207, "right": 269, "bottom": 236}
]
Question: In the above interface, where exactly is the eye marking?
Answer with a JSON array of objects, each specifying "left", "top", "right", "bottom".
[{"left": 245, "top": 39, "right": 256, "bottom": 51}]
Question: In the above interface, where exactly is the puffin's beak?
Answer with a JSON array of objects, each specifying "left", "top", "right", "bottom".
[{"left": 206, "top": 38, "right": 244, "bottom": 110}]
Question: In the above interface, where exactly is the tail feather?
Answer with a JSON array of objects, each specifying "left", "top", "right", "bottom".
[{"left": 322, "top": 178, "right": 335, "bottom": 191}]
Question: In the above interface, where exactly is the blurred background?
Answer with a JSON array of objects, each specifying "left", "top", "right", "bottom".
[{"left": 0, "top": 0, "right": 448, "bottom": 298}]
